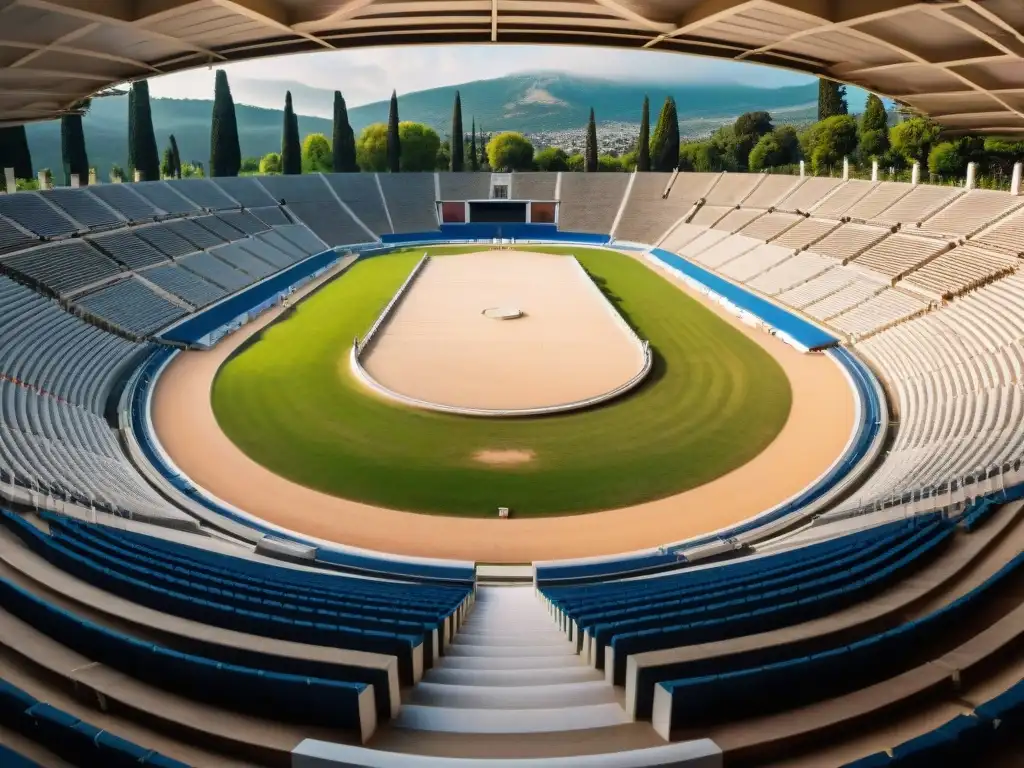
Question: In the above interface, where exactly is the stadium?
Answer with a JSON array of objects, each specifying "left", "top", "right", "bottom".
[{"left": 0, "top": 2, "right": 1023, "bottom": 767}]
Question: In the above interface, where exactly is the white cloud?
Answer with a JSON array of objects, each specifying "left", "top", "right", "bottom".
[{"left": 148, "top": 45, "right": 812, "bottom": 114}]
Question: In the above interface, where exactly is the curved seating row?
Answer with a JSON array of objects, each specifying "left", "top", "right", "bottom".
[
  {"left": 5, "top": 515, "right": 429, "bottom": 687},
  {"left": 1, "top": 678, "right": 187, "bottom": 768},
  {"left": 653, "top": 546, "right": 1023, "bottom": 737},
  {"left": 568, "top": 516, "right": 952, "bottom": 683},
  {"left": 29, "top": 513, "right": 466, "bottom": 677},
  {"left": 843, "top": 679, "right": 1023, "bottom": 767},
  {"left": 0, "top": 570, "right": 377, "bottom": 736}
]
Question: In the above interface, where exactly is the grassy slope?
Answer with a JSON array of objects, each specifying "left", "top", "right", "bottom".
[{"left": 212, "top": 246, "right": 791, "bottom": 517}]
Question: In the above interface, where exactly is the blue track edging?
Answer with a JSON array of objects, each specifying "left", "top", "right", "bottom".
[
  {"left": 648, "top": 248, "right": 838, "bottom": 351},
  {"left": 159, "top": 249, "right": 341, "bottom": 345}
]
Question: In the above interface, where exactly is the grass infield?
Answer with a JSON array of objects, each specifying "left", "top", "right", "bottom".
[{"left": 211, "top": 246, "right": 792, "bottom": 517}]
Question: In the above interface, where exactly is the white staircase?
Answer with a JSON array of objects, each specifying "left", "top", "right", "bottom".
[{"left": 394, "top": 586, "right": 632, "bottom": 734}]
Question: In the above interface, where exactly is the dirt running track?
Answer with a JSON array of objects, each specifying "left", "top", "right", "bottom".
[{"left": 152, "top": 253, "right": 855, "bottom": 563}]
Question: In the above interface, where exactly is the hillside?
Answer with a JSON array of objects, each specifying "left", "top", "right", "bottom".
[{"left": 24, "top": 73, "right": 873, "bottom": 177}]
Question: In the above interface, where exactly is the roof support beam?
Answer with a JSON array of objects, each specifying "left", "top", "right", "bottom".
[
  {"left": 0, "top": 38, "right": 165, "bottom": 72},
  {"left": 491, "top": 0, "right": 497, "bottom": 41},
  {"left": 587, "top": 0, "right": 674, "bottom": 33},
  {"left": 17, "top": 0, "right": 226, "bottom": 60},
  {"left": 736, "top": 0, "right": 931, "bottom": 61},
  {"left": 644, "top": 0, "right": 757, "bottom": 49},
  {"left": 210, "top": 0, "right": 334, "bottom": 49},
  {"left": 292, "top": 0, "right": 377, "bottom": 30}
]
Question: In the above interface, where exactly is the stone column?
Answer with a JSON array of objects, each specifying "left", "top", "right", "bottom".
[
  {"left": 799, "top": 160, "right": 805, "bottom": 177},
  {"left": 965, "top": 161, "right": 977, "bottom": 190},
  {"left": 871, "top": 159, "right": 879, "bottom": 182},
  {"left": 911, "top": 162, "right": 920, "bottom": 186},
  {"left": 842, "top": 157, "right": 849, "bottom": 180},
  {"left": 3, "top": 168, "right": 14, "bottom": 193},
  {"left": 37, "top": 171, "right": 49, "bottom": 190},
  {"left": 70, "top": 174, "right": 80, "bottom": 188},
  {"left": 1012, "top": 162, "right": 1022, "bottom": 196}
]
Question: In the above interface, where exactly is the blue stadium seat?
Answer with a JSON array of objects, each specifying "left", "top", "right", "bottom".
[
  {"left": 651, "top": 549, "right": 1024, "bottom": 728},
  {"left": 0, "top": 574, "right": 374, "bottom": 732},
  {"left": 0, "top": 678, "right": 189, "bottom": 768}
]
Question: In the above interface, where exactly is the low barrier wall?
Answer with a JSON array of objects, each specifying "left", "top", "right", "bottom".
[
  {"left": 645, "top": 248, "right": 837, "bottom": 351},
  {"left": 355, "top": 253, "right": 430, "bottom": 355}
]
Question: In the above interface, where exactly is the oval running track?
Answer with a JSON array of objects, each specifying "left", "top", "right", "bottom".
[{"left": 150, "top": 252, "right": 856, "bottom": 563}]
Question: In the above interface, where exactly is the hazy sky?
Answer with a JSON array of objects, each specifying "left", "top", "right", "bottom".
[{"left": 149, "top": 45, "right": 813, "bottom": 115}]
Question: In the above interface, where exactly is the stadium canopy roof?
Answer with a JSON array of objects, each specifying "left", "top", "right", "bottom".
[{"left": 2, "top": 0, "right": 1024, "bottom": 135}]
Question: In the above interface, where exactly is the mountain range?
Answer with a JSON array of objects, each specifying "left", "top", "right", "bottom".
[{"left": 23, "top": 73, "right": 873, "bottom": 178}]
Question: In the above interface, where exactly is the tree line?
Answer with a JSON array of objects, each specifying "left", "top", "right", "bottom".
[{"left": 1, "top": 73, "right": 1022, "bottom": 189}]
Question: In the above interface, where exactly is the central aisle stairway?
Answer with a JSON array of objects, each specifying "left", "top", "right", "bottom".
[{"left": 393, "top": 586, "right": 634, "bottom": 734}]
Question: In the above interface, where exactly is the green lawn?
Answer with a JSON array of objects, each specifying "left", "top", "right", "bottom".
[{"left": 211, "top": 246, "right": 791, "bottom": 517}]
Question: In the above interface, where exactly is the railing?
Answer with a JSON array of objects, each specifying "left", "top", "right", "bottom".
[
  {"left": 818, "top": 457, "right": 1024, "bottom": 525},
  {"left": 354, "top": 253, "right": 430, "bottom": 357}
]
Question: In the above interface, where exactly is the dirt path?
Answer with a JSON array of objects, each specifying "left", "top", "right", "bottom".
[
  {"left": 361, "top": 251, "right": 647, "bottom": 411},
  {"left": 151, "top": 252, "right": 855, "bottom": 563}
]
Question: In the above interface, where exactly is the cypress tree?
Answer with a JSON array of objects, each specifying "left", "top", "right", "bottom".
[
  {"left": 650, "top": 96, "right": 680, "bottom": 172},
  {"left": 818, "top": 78, "right": 848, "bottom": 120},
  {"left": 386, "top": 90, "right": 401, "bottom": 173},
  {"left": 281, "top": 91, "right": 302, "bottom": 175},
  {"left": 450, "top": 91, "right": 464, "bottom": 172},
  {"left": 169, "top": 134, "right": 182, "bottom": 178},
  {"left": 61, "top": 113, "right": 90, "bottom": 185},
  {"left": 862, "top": 93, "right": 888, "bottom": 133},
  {"left": 637, "top": 95, "right": 650, "bottom": 172},
  {"left": 129, "top": 81, "right": 160, "bottom": 181},
  {"left": 584, "top": 108, "right": 598, "bottom": 172},
  {"left": 0, "top": 125, "right": 33, "bottom": 181},
  {"left": 210, "top": 69, "right": 241, "bottom": 177},
  {"left": 469, "top": 118, "right": 478, "bottom": 171},
  {"left": 332, "top": 91, "right": 357, "bottom": 172},
  {"left": 127, "top": 85, "right": 136, "bottom": 178}
]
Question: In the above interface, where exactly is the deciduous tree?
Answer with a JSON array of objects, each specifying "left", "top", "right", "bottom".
[
  {"left": 302, "top": 133, "right": 332, "bottom": 173},
  {"left": 534, "top": 146, "right": 569, "bottom": 171},
  {"left": 486, "top": 132, "right": 534, "bottom": 171}
]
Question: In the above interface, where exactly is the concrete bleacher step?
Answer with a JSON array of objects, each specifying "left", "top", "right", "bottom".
[
  {"left": 450, "top": 633, "right": 572, "bottom": 647},
  {"left": 423, "top": 665, "right": 602, "bottom": 686},
  {"left": 443, "top": 642, "right": 579, "bottom": 658},
  {"left": 439, "top": 654, "right": 584, "bottom": 671},
  {"left": 393, "top": 703, "right": 631, "bottom": 733},
  {"left": 398, "top": 586, "right": 637, "bottom": 735},
  {"left": 407, "top": 680, "right": 619, "bottom": 709}
]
